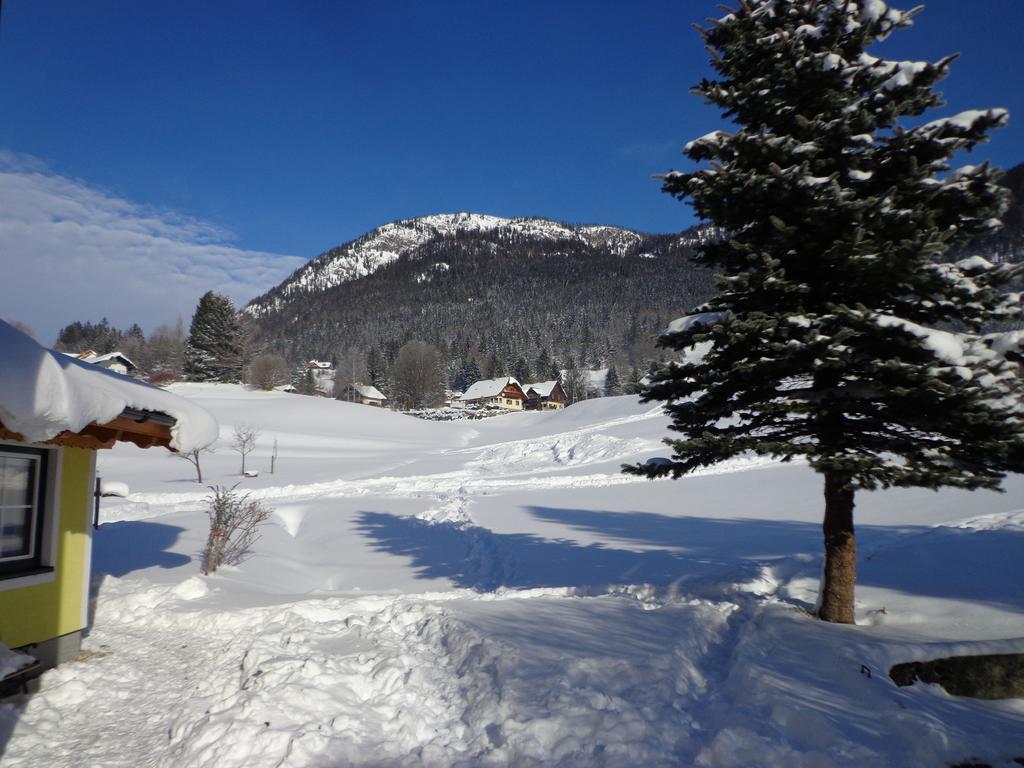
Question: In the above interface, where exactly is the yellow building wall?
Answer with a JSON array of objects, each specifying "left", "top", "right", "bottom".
[{"left": 0, "top": 447, "right": 92, "bottom": 650}]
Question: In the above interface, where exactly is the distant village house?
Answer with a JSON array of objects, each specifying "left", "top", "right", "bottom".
[
  {"left": 524, "top": 380, "right": 567, "bottom": 410},
  {"left": 457, "top": 377, "right": 528, "bottom": 410},
  {"left": 338, "top": 383, "right": 388, "bottom": 407},
  {"left": 63, "top": 350, "right": 138, "bottom": 377}
]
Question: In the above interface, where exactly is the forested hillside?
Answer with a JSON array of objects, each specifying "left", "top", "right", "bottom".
[{"left": 246, "top": 215, "right": 719, "bottom": 376}]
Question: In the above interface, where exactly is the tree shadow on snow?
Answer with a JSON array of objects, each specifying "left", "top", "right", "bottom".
[
  {"left": 355, "top": 507, "right": 1024, "bottom": 609},
  {"left": 354, "top": 508, "right": 832, "bottom": 593},
  {"left": 532, "top": 506, "right": 1024, "bottom": 609}
]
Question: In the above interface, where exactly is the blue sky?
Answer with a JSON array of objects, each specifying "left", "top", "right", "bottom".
[{"left": 1, "top": 1, "right": 1022, "bottom": 341}]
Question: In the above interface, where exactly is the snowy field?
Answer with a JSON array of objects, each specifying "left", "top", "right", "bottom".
[{"left": 2, "top": 384, "right": 1023, "bottom": 767}]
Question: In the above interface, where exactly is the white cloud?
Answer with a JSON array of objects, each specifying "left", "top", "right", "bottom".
[{"left": 0, "top": 150, "right": 306, "bottom": 344}]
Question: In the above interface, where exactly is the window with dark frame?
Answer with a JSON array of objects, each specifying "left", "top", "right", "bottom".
[{"left": 0, "top": 445, "right": 50, "bottom": 578}]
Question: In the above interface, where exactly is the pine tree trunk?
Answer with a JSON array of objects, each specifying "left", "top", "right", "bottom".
[{"left": 818, "top": 471, "right": 857, "bottom": 623}]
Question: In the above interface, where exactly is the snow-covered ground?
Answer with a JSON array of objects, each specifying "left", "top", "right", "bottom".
[{"left": 2, "top": 384, "right": 1023, "bottom": 767}]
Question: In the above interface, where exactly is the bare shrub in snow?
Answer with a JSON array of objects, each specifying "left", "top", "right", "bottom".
[
  {"left": 248, "top": 353, "right": 290, "bottom": 391},
  {"left": 145, "top": 318, "right": 186, "bottom": 377},
  {"left": 331, "top": 348, "right": 368, "bottom": 399},
  {"left": 202, "top": 485, "right": 272, "bottom": 574}
]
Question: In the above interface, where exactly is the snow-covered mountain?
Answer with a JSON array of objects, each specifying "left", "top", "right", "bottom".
[{"left": 246, "top": 213, "right": 707, "bottom": 318}]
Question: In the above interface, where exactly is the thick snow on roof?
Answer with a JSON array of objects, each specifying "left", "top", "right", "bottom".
[
  {"left": 524, "top": 380, "right": 559, "bottom": 397},
  {"left": 458, "top": 377, "right": 522, "bottom": 401},
  {"left": 353, "top": 383, "right": 387, "bottom": 400},
  {"left": 0, "top": 321, "right": 217, "bottom": 452},
  {"left": 665, "top": 311, "right": 730, "bottom": 335}
]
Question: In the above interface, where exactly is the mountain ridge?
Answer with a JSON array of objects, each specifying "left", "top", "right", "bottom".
[{"left": 246, "top": 213, "right": 717, "bottom": 320}]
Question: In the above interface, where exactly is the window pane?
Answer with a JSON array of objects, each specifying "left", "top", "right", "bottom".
[
  {"left": 0, "top": 508, "right": 30, "bottom": 558},
  {"left": 1, "top": 457, "right": 33, "bottom": 507}
]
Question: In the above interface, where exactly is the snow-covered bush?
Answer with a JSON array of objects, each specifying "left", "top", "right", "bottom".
[
  {"left": 99, "top": 480, "right": 130, "bottom": 498},
  {"left": 202, "top": 485, "right": 272, "bottom": 574},
  {"left": 406, "top": 404, "right": 509, "bottom": 421}
]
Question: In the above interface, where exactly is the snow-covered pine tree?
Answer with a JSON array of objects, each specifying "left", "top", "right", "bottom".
[
  {"left": 513, "top": 357, "right": 533, "bottom": 385},
  {"left": 184, "top": 291, "right": 244, "bottom": 382},
  {"left": 535, "top": 348, "right": 554, "bottom": 382},
  {"left": 604, "top": 365, "right": 622, "bottom": 396},
  {"left": 458, "top": 358, "right": 482, "bottom": 391},
  {"left": 366, "top": 345, "right": 387, "bottom": 389},
  {"left": 483, "top": 351, "right": 504, "bottom": 380},
  {"left": 294, "top": 367, "right": 318, "bottom": 396},
  {"left": 626, "top": 366, "right": 643, "bottom": 395},
  {"left": 627, "top": 0, "right": 1024, "bottom": 623}
]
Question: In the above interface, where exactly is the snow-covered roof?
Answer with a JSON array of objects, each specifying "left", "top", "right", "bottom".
[
  {"left": 307, "top": 360, "right": 333, "bottom": 369},
  {"left": 0, "top": 321, "right": 217, "bottom": 453},
  {"left": 62, "top": 352, "right": 138, "bottom": 372},
  {"left": 524, "top": 380, "right": 559, "bottom": 397},
  {"left": 352, "top": 383, "right": 387, "bottom": 400},
  {"left": 60, "top": 350, "right": 138, "bottom": 370},
  {"left": 458, "top": 377, "right": 523, "bottom": 401},
  {"left": 84, "top": 351, "right": 138, "bottom": 369}
]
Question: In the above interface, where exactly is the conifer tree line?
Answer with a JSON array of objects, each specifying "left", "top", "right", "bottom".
[
  {"left": 54, "top": 316, "right": 188, "bottom": 381},
  {"left": 628, "top": 0, "right": 1024, "bottom": 624},
  {"left": 48, "top": 287, "right": 645, "bottom": 406}
]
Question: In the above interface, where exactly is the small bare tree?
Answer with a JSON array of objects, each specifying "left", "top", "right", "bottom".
[
  {"left": 332, "top": 348, "right": 367, "bottom": 400},
  {"left": 231, "top": 424, "right": 261, "bottom": 475},
  {"left": 202, "top": 485, "right": 272, "bottom": 574},
  {"left": 392, "top": 340, "right": 444, "bottom": 409},
  {"left": 176, "top": 445, "right": 215, "bottom": 483},
  {"left": 146, "top": 316, "right": 186, "bottom": 378}
]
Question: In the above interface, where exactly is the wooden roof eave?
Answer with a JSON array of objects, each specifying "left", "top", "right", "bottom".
[{"left": 0, "top": 410, "right": 176, "bottom": 452}]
